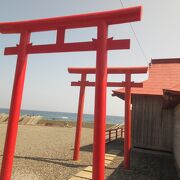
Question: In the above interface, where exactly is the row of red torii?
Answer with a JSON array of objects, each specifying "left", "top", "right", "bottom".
[
  {"left": 0, "top": 6, "right": 147, "bottom": 180},
  {"left": 68, "top": 66, "right": 147, "bottom": 163}
]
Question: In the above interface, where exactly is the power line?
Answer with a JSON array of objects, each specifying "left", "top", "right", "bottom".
[{"left": 119, "top": 0, "right": 149, "bottom": 65}]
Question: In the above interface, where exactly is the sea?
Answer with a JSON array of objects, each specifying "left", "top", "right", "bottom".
[{"left": 0, "top": 108, "right": 124, "bottom": 125}]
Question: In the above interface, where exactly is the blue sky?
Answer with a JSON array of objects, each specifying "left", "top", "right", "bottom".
[{"left": 0, "top": 0, "right": 180, "bottom": 116}]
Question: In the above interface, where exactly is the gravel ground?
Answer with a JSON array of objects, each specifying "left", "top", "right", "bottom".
[
  {"left": 0, "top": 124, "right": 179, "bottom": 180},
  {"left": 0, "top": 124, "right": 94, "bottom": 180}
]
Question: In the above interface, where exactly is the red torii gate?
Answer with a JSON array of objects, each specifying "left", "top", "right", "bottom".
[
  {"left": 68, "top": 67, "right": 148, "bottom": 169},
  {"left": 0, "top": 6, "right": 142, "bottom": 180}
]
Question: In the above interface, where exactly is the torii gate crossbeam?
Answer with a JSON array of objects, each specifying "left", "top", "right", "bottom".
[
  {"left": 0, "top": 6, "right": 142, "bottom": 180},
  {"left": 68, "top": 67, "right": 148, "bottom": 169}
]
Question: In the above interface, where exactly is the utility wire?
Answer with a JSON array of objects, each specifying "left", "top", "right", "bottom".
[{"left": 119, "top": 0, "right": 149, "bottom": 65}]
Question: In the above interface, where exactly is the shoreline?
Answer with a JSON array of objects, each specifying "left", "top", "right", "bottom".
[{"left": 0, "top": 113, "right": 118, "bottom": 129}]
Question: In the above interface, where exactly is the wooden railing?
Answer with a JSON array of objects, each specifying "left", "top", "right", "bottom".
[{"left": 106, "top": 124, "right": 124, "bottom": 143}]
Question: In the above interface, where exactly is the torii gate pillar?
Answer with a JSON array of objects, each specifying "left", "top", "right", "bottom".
[
  {"left": 0, "top": 32, "right": 30, "bottom": 180},
  {"left": 73, "top": 74, "right": 86, "bottom": 161},
  {"left": 93, "top": 22, "right": 108, "bottom": 179},
  {"left": 124, "top": 73, "right": 132, "bottom": 169}
]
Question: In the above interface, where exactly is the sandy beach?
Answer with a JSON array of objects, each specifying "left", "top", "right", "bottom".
[{"left": 37, "top": 119, "right": 114, "bottom": 129}]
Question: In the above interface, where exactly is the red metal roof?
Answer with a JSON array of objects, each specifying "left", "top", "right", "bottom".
[
  {"left": 113, "top": 58, "right": 180, "bottom": 96},
  {"left": 163, "top": 84, "right": 180, "bottom": 95}
]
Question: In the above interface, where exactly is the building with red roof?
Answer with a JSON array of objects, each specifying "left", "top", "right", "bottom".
[
  {"left": 113, "top": 58, "right": 180, "bottom": 97},
  {"left": 113, "top": 58, "right": 180, "bottom": 170}
]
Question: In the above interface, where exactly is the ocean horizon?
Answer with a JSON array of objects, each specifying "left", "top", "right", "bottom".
[{"left": 0, "top": 108, "right": 124, "bottom": 125}]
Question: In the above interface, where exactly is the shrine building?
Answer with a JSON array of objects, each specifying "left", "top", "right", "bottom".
[{"left": 113, "top": 58, "right": 180, "bottom": 174}]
